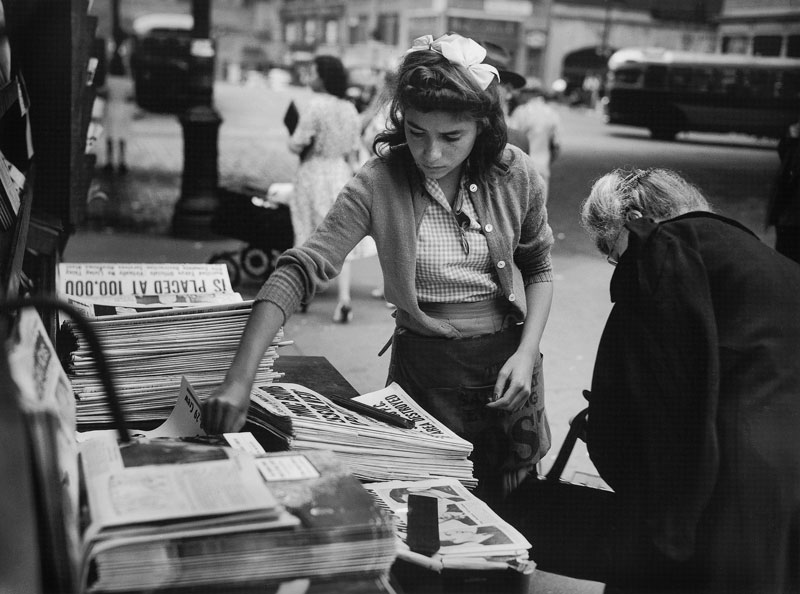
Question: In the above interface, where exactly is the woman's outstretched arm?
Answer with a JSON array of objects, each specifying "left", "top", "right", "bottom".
[{"left": 201, "top": 300, "right": 285, "bottom": 434}]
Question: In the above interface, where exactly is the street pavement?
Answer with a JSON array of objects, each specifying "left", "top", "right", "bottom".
[{"left": 65, "top": 82, "right": 616, "bottom": 593}]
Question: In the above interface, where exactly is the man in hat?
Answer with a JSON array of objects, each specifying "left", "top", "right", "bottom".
[
  {"left": 481, "top": 41, "right": 529, "bottom": 153},
  {"left": 508, "top": 77, "right": 561, "bottom": 201}
]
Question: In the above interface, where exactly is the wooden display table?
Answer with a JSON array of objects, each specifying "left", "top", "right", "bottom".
[{"left": 273, "top": 355, "right": 360, "bottom": 400}]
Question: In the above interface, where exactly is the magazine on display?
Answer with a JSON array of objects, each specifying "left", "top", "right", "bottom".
[
  {"left": 363, "top": 477, "right": 533, "bottom": 573},
  {"left": 7, "top": 308, "right": 82, "bottom": 592},
  {"left": 247, "top": 382, "right": 476, "bottom": 488},
  {"left": 78, "top": 446, "right": 396, "bottom": 593},
  {"left": 79, "top": 434, "right": 283, "bottom": 533},
  {"left": 0, "top": 147, "right": 23, "bottom": 229}
]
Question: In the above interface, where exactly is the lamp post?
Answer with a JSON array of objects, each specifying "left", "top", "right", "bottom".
[
  {"left": 599, "top": 0, "right": 626, "bottom": 59},
  {"left": 171, "top": 0, "right": 223, "bottom": 238}
]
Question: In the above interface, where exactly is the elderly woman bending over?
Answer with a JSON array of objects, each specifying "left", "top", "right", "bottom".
[{"left": 578, "top": 168, "right": 800, "bottom": 593}]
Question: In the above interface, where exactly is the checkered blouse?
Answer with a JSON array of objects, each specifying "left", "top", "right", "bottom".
[{"left": 416, "top": 175, "right": 504, "bottom": 303}]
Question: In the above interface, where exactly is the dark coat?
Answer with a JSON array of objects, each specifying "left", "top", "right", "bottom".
[
  {"left": 768, "top": 132, "right": 800, "bottom": 228},
  {"left": 587, "top": 212, "right": 800, "bottom": 593}
]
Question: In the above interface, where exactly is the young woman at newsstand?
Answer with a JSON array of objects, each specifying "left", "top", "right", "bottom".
[{"left": 202, "top": 33, "right": 554, "bottom": 505}]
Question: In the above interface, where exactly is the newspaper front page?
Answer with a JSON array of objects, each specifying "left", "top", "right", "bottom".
[
  {"left": 57, "top": 263, "right": 241, "bottom": 318},
  {"left": 364, "top": 477, "right": 533, "bottom": 571},
  {"left": 253, "top": 382, "right": 470, "bottom": 449},
  {"left": 249, "top": 383, "right": 475, "bottom": 485}
]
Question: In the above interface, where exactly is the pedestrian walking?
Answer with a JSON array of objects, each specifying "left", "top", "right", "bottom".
[
  {"left": 101, "top": 37, "right": 135, "bottom": 175},
  {"left": 203, "top": 33, "right": 554, "bottom": 506},
  {"left": 286, "top": 54, "right": 374, "bottom": 323},
  {"left": 767, "top": 116, "right": 800, "bottom": 263},
  {"left": 508, "top": 78, "right": 561, "bottom": 200},
  {"left": 480, "top": 41, "right": 529, "bottom": 153},
  {"left": 579, "top": 167, "right": 800, "bottom": 593}
]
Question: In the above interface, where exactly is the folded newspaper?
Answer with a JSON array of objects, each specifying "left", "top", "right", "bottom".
[
  {"left": 248, "top": 383, "right": 477, "bottom": 488},
  {"left": 363, "top": 477, "right": 534, "bottom": 573}
]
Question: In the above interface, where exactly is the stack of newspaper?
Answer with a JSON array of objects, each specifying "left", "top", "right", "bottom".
[
  {"left": 79, "top": 439, "right": 397, "bottom": 592},
  {"left": 364, "top": 477, "right": 534, "bottom": 573},
  {"left": 247, "top": 382, "right": 477, "bottom": 488},
  {"left": 56, "top": 263, "right": 287, "bottom": 426}
]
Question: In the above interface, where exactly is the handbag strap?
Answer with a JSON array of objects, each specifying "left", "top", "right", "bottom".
[{"left": 545, "top": 407, "right": 589, "bottom": 482}]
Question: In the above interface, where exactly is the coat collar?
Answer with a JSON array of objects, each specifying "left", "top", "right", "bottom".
[{"left": 609, "top": 211, "right": 759, "bottom": 303}]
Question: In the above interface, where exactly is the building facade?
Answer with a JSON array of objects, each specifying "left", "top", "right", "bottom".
[
  {"left": 717, "top": 0, "right": 800, "bottom": 57},
  {"left": 95, "top": 1, "right": 792, "bottom": 95},
  {"left": 277, "top": 0, "right": 722, "bottom": 92},
  {"left": 546, "top": 0, "right": 719, "bottom": 93},
  {"left": 278, "top": 0, "right": 536, "bottom": 76}
]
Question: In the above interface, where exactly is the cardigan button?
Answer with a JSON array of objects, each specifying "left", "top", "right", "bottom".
[
  {"left": 497, "top": 260, "right": 506, "bottom": 269},
  {"left": 508, "top": 293, "right": 516, "bottom": 302},
  {"left": 484, "top": 224, "right": 494, "bottom": 232},
  {"left": 469, "top": 183, "right": 478, "bottom": 192}
]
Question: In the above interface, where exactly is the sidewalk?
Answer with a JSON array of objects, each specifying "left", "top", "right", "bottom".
[{"left": 66, "top": 83, "right": 608, "bottom": 593}]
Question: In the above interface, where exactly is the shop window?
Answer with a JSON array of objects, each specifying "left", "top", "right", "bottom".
[
  {"left": 304, "top": 19, "right": 316, "bottom": 45},
  {"left": 721, "top": 35, "right": 749, "bottom": 54},
  {"left": 375, "top": 13, "right": 399, "bottom": 45},
  {"left": 753, "top": 35, "right": 782, "bottom": 57},
  {"left": 787, "top": 35, "right": 800, "bottom": 58},
  {"left": 285, "top": 21, "right": 299, "bottom": 44},
  {"left": 324, "top": 19, "right": 338, "bottom": 45},
  {"left": 348, "top": 15, "right": 369, "bottom": 44}
]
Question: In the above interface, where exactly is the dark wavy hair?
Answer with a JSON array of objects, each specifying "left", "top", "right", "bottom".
[
  {"left": 374, "top": 44, "right": 507, "bottom": 180},
  {"left": 314, "top": 55, "right": 349, "bottom": 99}
]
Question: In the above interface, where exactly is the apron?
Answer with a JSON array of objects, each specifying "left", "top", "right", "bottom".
[{"left": 386, "top": 303, "right": 551, "bottom": 503}]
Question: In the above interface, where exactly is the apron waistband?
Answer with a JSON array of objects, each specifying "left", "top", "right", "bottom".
[{"left": 419, "top": 298, "right": 512, "bottom": 336}]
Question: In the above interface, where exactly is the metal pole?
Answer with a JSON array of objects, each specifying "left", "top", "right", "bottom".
[
  {"left": 172, "top": 0, "right": 223, "bottom": 238},
  {"left": 110, "top": 0, "right": 122, "bottom": 47},
  {"left": 600, "top": 0, "right": 611, "bottom": 58}
]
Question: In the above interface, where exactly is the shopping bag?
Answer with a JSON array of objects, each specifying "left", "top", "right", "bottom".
[
  {"left": 283, "top": 100, "right": 313, "bottom": 161},
  {"left": 283, "top": 100, "right": 299, "bottom": 134},
  {"left": 496, "top": 407, "right": 619, "bottom": 583}
]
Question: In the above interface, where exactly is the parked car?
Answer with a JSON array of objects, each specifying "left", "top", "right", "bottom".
[{"left": 129, "top": 13, "right": 195, "bottom": 113}]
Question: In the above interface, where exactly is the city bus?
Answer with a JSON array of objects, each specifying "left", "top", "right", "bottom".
[{"left": 603, "top": 47, "right": 800, "bottom": 140}]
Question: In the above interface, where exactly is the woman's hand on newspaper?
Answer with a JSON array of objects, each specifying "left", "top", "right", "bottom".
[{"left": 202, "top": 378, "right": 251, "bottom": 434}]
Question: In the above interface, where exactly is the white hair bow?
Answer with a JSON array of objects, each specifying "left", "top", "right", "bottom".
[{"left": 406, "top": 34, "right": 499, "bottom": 90}]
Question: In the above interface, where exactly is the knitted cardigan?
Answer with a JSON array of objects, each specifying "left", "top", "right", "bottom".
[{"left": 256, "top": 143, "right": 554, "bottom": 338}]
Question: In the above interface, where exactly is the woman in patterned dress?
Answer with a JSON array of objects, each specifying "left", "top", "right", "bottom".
[{"left": 288, "top": 55, "right": 374, "bottom": 323}]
